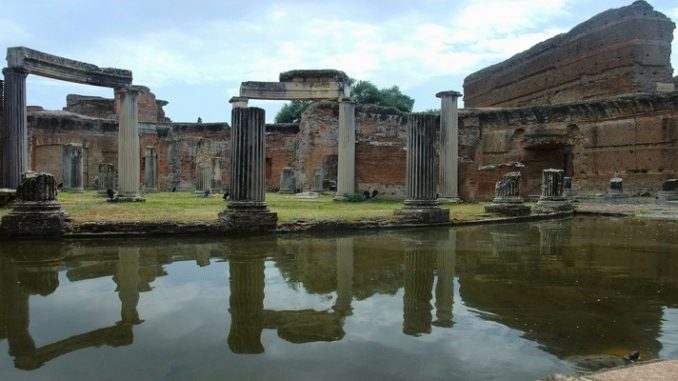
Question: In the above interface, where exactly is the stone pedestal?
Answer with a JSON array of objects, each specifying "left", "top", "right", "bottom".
[
  {"left": 115, "top": 86, "right": 144, "bottom": 202},
  {"left": 279, "top": 167, "right": 295, "bottom": 194},
  {"left": 535, "top": 169, "right": 572, "bottom": 213},
  {"left": 395, "top": 113, "right": 450, "bottom": 223},
  {"left": 219, "top": 107, "right": 277, "bottom": 232},
  {"left": 0, "top": 173, "right": 71, "bottom": 237},
  {"left": 144, "top": 146, "right": 157, "bottom": 192},
  {"left": 2, "top": 67, "right": 29, "bottom": 189},
  {"left": 62, "top": 143, "right": 84, "bottom": 192},
  {"left": 657, "top": 178, "right": 678, "bottom": 202},
  {"left": 485, "top": 171, "right": 530, "bottom": 216},
  {"left": 436, "top": 91, "right": 462, "bottom": 203},
  {"left": 97, "top": 163, "right": 116, "bottom": 196},
  {"left": 607, "top": 177, "right": 624, "bottom": 198},
  {"left": 311, "top": 168, "right": 323, "bottom": 193},
  {"left": 335, "top": 99, "right": 356, "bottom": 200}
]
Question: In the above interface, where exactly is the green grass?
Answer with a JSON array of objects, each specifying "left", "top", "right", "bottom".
[{"left": 1, "top": 191, "right": 495, "bottom": 223}]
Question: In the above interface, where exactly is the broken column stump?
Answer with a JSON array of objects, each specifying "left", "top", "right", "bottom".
[
  {"left": 534, "top": 169, "right": 573, "bottom": 213},
  {"left": 607, "top": 177, "right": 624, "bottom": 198},
  {"left": 657, "top": 178, "right": 678, "bottom": 202},
  {"left": 0, "top": 173, "right": 72, "bottom": 237},
  {"left": 484, "top": 171, "right": 531, "bottom": 216}
]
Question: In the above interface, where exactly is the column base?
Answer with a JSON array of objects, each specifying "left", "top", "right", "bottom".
[
  {"left": 0, "top": 188, "right": 16, "bottom": 206},
  {"left": 485, "top": 202, "right": 531, "bottom": 216},
  {"left": 62, "top": 188, "right": 84, "bottom": 193},
  {"left": 114, "top": 193, "right": 145, "bottom": 202},
  {"left": 0, "top": 202, "right": 72, "bottom": 237},
  {"left": 437, "top": 196, "right": 462, "bottom": 204},
  {"left": 219, "top": 205, "right": 278, "bottom": 232},
  {"left": 394, "top": 205, "right": 450, "bottom": 224},
  {"left": 534, "top": 199, "right": 573, "bottom": 213}
]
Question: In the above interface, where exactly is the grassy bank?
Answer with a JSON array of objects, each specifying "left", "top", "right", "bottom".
[{"left": 0, "top": 191, "right": 494, "bottom": 223}]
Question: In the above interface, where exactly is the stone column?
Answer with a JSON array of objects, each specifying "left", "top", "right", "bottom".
[
  {"left": 535, "top": 168, "right": 572, "bottom": 213},
  {"left": 395, "top": 113, "right": 449, "bottom": 223},
  {"left": 2, "top": 67, "right": 29, "bottom": 189},
  {"left": 62, "top": 143, "right": 84, "bottom": 192},
  {"left": 97, "top": 163, "right": 116, "bottom": 196},
  {"left": 312, "top": 168, "right": 323, "bottom": 193},
  {"left": 219, "top": 107, "right": 277, "bottom": 231},
  {"left": 115, "top": 86, "right": 144, "bottom": 202},
  {"left": 333, "top": 237, "right": 354, "bottom": 316},
  {"left": 279, "top": 167, "right": 295, "bottom": 194},
  {"left": 403, "top": 247, "right": 435, "bottom": 336},
  {"left": 434, "top": 230, "right": 456, "bottom": 328},
  {"left": 335, "top": 98, "right": 355, "bottom": 199},
  {"left": 195, "top": 162, "right": 212, "bottom": 196},
  {"left": 228, "top": 255, "right": 265, "bottom": 354},
  {"left": 144, "top": 146, "right": 157, "bottom": 192},
  {"left": 436, "top": 91, "right": 462, "bottom": 203},
  {"left": 212, "top": 158, "right": 223, "bottom": 192}
]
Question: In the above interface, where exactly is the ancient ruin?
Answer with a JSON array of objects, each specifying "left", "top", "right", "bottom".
[
  {"left": 0, "top": 173, "right": 71, "bottom": 236},
  {"left": 0, "top": 1, "right": 675, "bottom": 211},
  {"left": 484, "top": 172, "right": 531, "bottom": 216},
  {"left": 534, "top": 169, "right": 573, "bottom": 213},
  {"left": 394, "top": 113, "right": 449, "bottom": 223}
]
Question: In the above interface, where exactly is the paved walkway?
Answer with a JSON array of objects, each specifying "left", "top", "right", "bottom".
[
  {"left": 575, "top": 197, "right": 678, "bottom": 220},
  {"left": 545, "top": 360, "right": 678, "bottom": 381}
]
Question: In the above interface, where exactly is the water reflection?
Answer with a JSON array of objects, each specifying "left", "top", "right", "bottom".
[{"left": 0, "top": 217, "right": 676, "bottom": 380}]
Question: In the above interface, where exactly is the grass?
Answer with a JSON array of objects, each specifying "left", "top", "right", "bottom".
[{"left": 1, "top": 191, "right": 495, "bottom": 223}]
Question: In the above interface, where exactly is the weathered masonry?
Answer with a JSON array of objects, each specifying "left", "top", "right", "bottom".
[{"left": 1, "top": 47, "right": 143, "bottom": 201}]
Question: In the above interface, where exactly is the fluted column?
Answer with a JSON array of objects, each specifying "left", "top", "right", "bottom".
[
  {"left": 62, "top": 143, "right": 84, "bottom": 192},
  {"left": 335, "top": 98, "right": 355, "bottom": 199},
  {"left": 334, "top": 237, "right": 354, "bottom": 316},
  {"left": 116, "top": 86, "right": 143, "bottom": 201},
  {"left": 535, "top": 168, "right": 572, "bottom": 213},
  {"left": 2, "top": 67, "right": 28, "bottom": 189},
  {"left": 219, "top": 107, "right": 277, "bottom": 231},
  {"left": 230, "top": 107, "right": 266, "bottom": 206},
  {"left": 395, "top": 113, "right": 449, "bottom": 223},
  {"left": 228, "top": 256, "right": 265, "bottom": 354},
  {"left": 436, "top": 91, "right": 462, "bottom": 203}
]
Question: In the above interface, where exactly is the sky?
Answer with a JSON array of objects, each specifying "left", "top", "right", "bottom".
[{"left": 1, "top": 0, "right": 677, "bottom": 123}]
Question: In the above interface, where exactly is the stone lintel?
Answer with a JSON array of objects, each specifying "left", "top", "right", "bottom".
[
  {"left": 279, "top": 69, "right": 349, "bottom": 83},
  {"left": 7, "top": 46, "right": 132, "bottom": 88},
  {"left": 240, "top": 81, "right": 349, "bottom": 100},
  {"left": 436, "top": 90, "right": 462, "bottom": 99}
]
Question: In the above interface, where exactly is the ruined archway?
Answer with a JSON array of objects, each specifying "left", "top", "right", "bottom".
[
  {"left": 1, "top": 47, "right": 141, "bottom": 200},
  {"left": 233, "top": 70, "right": 354, "bottom": 199}
]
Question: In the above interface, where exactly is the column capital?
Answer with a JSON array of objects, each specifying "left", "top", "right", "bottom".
[
  {"left": 435, "top": 90, "right": 462, "bottom": 99},
  {"left": 229, "top": 96, "right": 249, "bottom": 108},
  {"left": 3, "top": 66, "right": 29, "bottom": 77},
  {"left": 115, "top": 85, "right": 141, "bottom": 97}
]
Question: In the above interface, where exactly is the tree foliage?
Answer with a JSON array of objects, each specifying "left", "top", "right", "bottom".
[
  {"left": 274, "top": 100, "right": 313, "bottom": 123},
  {"left": 274, "top": 79, "right": 414, "bottom": 123}
]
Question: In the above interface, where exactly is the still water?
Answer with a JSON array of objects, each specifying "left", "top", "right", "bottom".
[{"left": 0, "top": 217, "right": 677, "bottom": 381}]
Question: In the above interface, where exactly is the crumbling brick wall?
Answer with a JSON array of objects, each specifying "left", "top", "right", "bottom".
[{"left": 463, "top": 1, "right": 676, "bottom": 107}]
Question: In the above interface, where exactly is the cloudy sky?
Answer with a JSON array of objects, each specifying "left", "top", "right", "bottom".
[{"left": 1, "top": 0, "right": 676, "bottom": 122}]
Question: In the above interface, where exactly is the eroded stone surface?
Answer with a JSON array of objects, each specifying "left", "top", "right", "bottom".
[
  {"left": 464, "top": 1, "right": 676, "bottom": 107},
  {"left": 485, "top": 171, "right": 531, "bottom": 216}
]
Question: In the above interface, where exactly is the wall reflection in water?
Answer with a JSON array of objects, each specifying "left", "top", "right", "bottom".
[{"left": 0, "top": 217, "right": 676, "bottom": 378}]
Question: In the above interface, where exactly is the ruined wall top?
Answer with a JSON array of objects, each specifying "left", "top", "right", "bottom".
[
  {"left": 463, "top": 1, "right": 676, "bottom": 107},
  {"left": 6, "top": 46, "right": 132, "bottom": 87},
  {"left": 279, "top": 69, "right": 349, "bottom": 83},
  {"left": 62, "top": 86, "right": 170, "bottom": 122}
]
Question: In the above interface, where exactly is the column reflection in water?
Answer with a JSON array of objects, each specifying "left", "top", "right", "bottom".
[
  {"left": 115, "top": 248, "right": 142, "bottom": 325},
  {"left": 333, "top": 237, "right": 354, "bottom": 317},
  {"left": 538, "top": 221, "right": 569, "bottom": 258},
  {"left": 227, "top": 254, "right": 265, "bottom": 354},
  {"left": 434, "top": 230, "right": 456, "bottom": 328},
  {"left": 403, "top": 238, "right": 436, "bottom": 336}
]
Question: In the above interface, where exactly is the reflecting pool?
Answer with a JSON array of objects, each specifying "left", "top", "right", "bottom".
[{"left": 0, "top": 217, "right": 677, "bottom": 380}]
